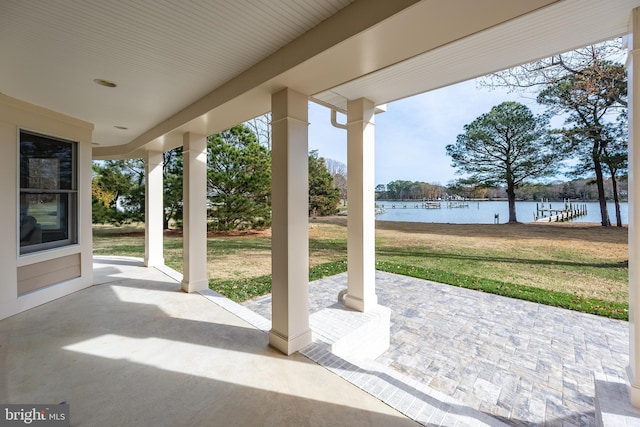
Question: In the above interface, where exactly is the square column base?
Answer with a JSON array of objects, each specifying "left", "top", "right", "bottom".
[
  {"left": 144, "top": 256, "right": 165, "bottom": 268},
  {"left": 345, "top": 294, "right": 378, "bottom": 313},
  {"left": 310, "top": 303, "right": 390, "bottom": 360},
  {"left": 269, "top": 329, "right": 313, "bottom": 356},
  {"left": 181, "top": 279, "right": 208, "bottom": 293},
  {"left": 594, "top": 372, "right": 640, "bottom": 426}
]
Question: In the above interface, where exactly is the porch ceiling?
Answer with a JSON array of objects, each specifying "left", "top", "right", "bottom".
[
  {"left": 1, "top": 0, "right": 639, "bottom": 159},
  {"left": 0, "top": 0, "right": 355, "bottom": 150}
]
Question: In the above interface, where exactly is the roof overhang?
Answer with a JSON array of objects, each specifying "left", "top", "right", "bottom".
[
  {"left": 2, "top": 0, "right": 639, "bottom": 160},
  {"left": 313, "top": 0, "right": 640, "bottom": 111}
]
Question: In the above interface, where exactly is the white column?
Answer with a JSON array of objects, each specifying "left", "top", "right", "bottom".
[
  {"left": 628, "top": 7, "right": 640, "bottom": 408},
  {"left": 181, "top": 132, "right": 208, "bottom": 293},
  {"left": 269, "top": 88, "right": 312, "bottom": 355},
  {"left": 144, "top": 150, "right": 164, "bottom": 267},
  {"left": 345, "top": 98, "right": 378, "bottom": 312}
]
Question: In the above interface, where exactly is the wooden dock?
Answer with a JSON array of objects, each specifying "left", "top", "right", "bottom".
[
  {"left": 381, "top": 202, "right": 440, "bottom": 209},
  {"left": 534, "top": 201, "right": 588, "bottom": 222},
  {"left": 379, "top": 201, "right": 470, "bottom": 210},
  {"left": 446, "top": 202, "right": 469, "bottom": 209}
]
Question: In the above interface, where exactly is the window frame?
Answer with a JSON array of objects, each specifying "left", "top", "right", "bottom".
[{"left": 19, "top": 130, "right": 78, "bottom": 255}]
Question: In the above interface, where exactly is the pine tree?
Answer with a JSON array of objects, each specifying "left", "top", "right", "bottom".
[
  {"left": 308, "top": 150, "right": 340, "bottom": 216},
  {"left": 207, "top": 125, "right": 271, "bottom": 230}
]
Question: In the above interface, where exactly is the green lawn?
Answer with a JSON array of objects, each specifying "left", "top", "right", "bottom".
[{"left": 93, "top": 220, "right": 629, "bottom": 320}]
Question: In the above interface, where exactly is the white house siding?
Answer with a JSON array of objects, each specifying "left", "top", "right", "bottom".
[{"left": 0, "top": 94, "right": 93, "bottom": 320}]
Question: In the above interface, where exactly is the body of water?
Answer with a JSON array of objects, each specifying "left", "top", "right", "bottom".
[{"left": 375, "top": 200, "right": 628, "bottom": 225}]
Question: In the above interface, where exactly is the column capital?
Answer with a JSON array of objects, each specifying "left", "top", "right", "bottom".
[
  {"left": 183, "top": 131, "right": 207, "bottom": 139},
  {"left": 271, "top": 88, "right": 309, "bottom": 123},
  {"left": 626, "top": 9, "right": 640, "bottom": 68},
  {"left": 346, "top": 98, "right": 376, "bottom": 125},
  {"left": 182, "top": 132, "right": 208, "bottom": 152},
  {"left": 146, "top": 149, "right": 164, "bottom": 164}
]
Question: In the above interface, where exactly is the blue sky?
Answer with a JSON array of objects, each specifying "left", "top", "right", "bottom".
[{"left": 308, "top": 79, "right": 543, "bottom": 187}]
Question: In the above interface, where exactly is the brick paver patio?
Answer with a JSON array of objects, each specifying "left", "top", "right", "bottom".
[{"left": 241, "top": 271, "right": 629, "bottom": 426}]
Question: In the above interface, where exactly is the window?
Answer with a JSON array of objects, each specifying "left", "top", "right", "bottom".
[{"left": 19, "top": 131, "right": 77, "bottom": 254}]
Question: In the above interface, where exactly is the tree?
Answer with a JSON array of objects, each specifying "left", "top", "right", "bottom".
[
  {"left": 446, "top": 102, "right": 560, "bottom": 223},
  {"left": 162, "top": 147, "right": 183, "bottom": 229},
  {"left": 121, "top": 159, "right": 146, "bottom": 218},
  {"left": 91, "top": 160, "right": 145, "bottom": 225},
  {"left": 482, "top": 41, "right": 626, "bottom": 105},
  {"left": 207, "top": 125, "right": 271, "bottom": 230},
  {"left": 447, "top": 178, "right": 491, "bottom": 200},
  {"left": 93, "top": 153, "right": 184, "bottom": 229},
  {"left": 245, "top": 113, "right": 271, "bottom": 149},
  {"left": 603, "top": 115, "right": 628, "bottom": 226},
  {"left": 537, "top": 61, "right": 627, "bottom": 226},
  {"left": 482, "top": 41, "right": 627, "bottom": 226},
  {"left": 325, "top": 158, "right": 347, "bottom": 204},
  {"left": 375, "top": 184, "right": 386, "bottom": 199},
  {"left": 308, "top": 150, "right": 340, "bottom": 216},
  {"left": 385, "top": 180, "right": 413, "bottom": 200}
]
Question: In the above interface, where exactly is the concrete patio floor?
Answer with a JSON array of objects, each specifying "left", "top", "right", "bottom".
[{"left": 0, "top": 257, "right": 419, "bottom": 427}]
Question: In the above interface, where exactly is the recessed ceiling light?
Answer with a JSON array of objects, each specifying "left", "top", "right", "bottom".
[
  {"left": 114, "top": 126, "right": 128, "bottom": 130},
  {"left": 93, "top": 78, "right": 117, "bottom": 88}
]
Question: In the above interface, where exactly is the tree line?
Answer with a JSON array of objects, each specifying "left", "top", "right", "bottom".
[
  {"left": 92, "top": 124, "right": 340, "bottom": 230},
  {"left": 376, "top": 177, "right": 627, "bottom": 203}
]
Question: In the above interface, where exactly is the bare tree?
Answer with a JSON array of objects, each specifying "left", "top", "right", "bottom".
[
  {"left": 324, "top": 158, "right": 347, "bottom": 204},
  {"left": 480, "top": 41, "right": 626, "bottom": 105},
  {"left": 245, "top": 113, "right": 272, "bottom": 149}
]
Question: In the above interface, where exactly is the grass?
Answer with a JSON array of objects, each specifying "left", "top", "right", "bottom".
[
  {"left": 92, "top": 218, "right": 629, "bottom": 319},
  {"left": 208, "top": 260, "right": 348, "bottom": 302},
  {"left": 374, "top": 261, "right": 628, "bottom": 320}
]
